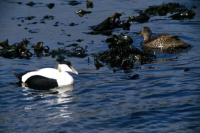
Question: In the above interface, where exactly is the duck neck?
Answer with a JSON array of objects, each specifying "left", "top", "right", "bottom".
[
  {"left": 143, "top": 33, "right": 151, "bottom": 42},
  {"left": 57, "top": 65, "right": 62, "bottom": 72}
]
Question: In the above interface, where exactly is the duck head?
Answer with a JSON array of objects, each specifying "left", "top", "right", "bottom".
[
  {"left": 58, "top": 62, "right": 78, "bottom": 75},
  {"left": 140, "top": 26, "right": 152, "bottom": 42}
]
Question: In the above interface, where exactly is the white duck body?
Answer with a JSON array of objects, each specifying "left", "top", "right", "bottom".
[{"left": 20, "top": 64, "right": 78, "bottom": 90}]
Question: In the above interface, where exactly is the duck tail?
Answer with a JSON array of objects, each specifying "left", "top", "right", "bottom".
[{"left": 13, "top": 72, "right": 25, "bottom": 82}]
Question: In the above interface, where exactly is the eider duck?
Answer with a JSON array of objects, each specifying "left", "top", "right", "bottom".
[
  {"left": 16, "top": 61, "right": 78, "bottom": 90},
  {"left": 140, "top": 26, "right": 191, "bottom": 50}
]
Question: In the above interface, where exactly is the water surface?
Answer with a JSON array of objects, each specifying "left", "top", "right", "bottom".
[{"left": 0, "top": 0, "right": 200, "bottom": 133}]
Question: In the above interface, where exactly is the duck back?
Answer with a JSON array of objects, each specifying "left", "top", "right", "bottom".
[{"left": 144, "top": 35, "right": 190, "bottom": 50}]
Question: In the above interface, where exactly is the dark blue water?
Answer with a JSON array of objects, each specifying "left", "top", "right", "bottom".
[{"left": 0, "top": 0, "right": 200, "bottom": 133}]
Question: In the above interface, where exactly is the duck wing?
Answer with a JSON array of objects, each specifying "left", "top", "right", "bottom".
[
  {"left": 25, "top": 75, "right": 58, "bottom": 90},
  {"left": 14, "top": 71, "right": 31, "bottom": 82}
]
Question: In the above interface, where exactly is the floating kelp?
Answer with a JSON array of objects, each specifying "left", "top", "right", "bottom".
[
  {"left": 42, "top": 15, "right": 54, "bottom": 21},
  {"left": 128, "top": 12, "right": 150, "bottom": 23},
  {"left": 68, "top": 0, "right": 81, "bottom": 6},
  {"left": 86, "top": 0, "right": 93, "bottom": 8},
  {"left": 26, "top": 1, "right": 36, "bottom": 7},
  {"left": 94, "top": 34, "right": 155, "bottom": 70},
  {"left": 144, "top": 2, "right": 195, "bottom": 20},
  {"left": 25, "top": 16, "right": 36, "bottom": 20},
  {"left": 170, "top": 9, "right": 195, "bottom": 20},
  {"left": 0, "top": 39, "right": 32, "bottom": 59},
  {"left": 0, "top": 39, "right": 89, "bottom": 60},
  {"left": 128, "top": 74, "right": 140, "bottom": 80},
  {"left": 105, "top": 34, "right": 133, "bottom": 49},
  {"left": 76, "top": 9, "right": 92, "bottom": 17},
  {"left": 0, "top": 40, "right": 9, "bottom": 49},
  {"left": 28, "top": 29, "right": 40, "bottom": 33},
  {"left": 32, "top": 42, "right": 50, "bottom": 57},
  {"left": 90, "top": 13, "right": 121, "bottom": 35},
  {"left": 51, "top": 43, "right": 88, "bottom": 59},
  {"left": 46, "top": 3, "right": 55, "bottom": 9},
  {"left": 69, "top": 22, "right": 78, "bottom": 26},
  {"left": 89, "top": 13, "right": 131, "bottom": 35},
  {"left": 144, "top": 3, "right": 184, "bottom": 16}
]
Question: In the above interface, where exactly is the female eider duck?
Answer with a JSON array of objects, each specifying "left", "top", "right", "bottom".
[
  {"left": 16, "top": 61, "right": 78, "bottom": 90},
  {"left": 140, "top": 26, "right": 191, "bottom": 50}
]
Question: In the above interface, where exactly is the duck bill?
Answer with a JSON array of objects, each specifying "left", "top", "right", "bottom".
[
  {"left": 138, "top": 31, "right": 142, "bottom": 35},
  {"left": 70, "top": 66, "right": 78, "bottom": 75}
]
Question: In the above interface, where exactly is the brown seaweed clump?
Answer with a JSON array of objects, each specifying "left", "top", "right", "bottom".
[
  {"left": 89, "top": 13, "right": 131, "bottom": 35},
  {"left": 86, "top": 0, "right": 93, "bottom": 8},
  {"left": 76, "top": 9, "right": 92, "bottom": 17},
  {"left": 32, "top": 42, "right": 50, "bottom": 57},
  {"left": 68, "top": 0, "right": 81, "bottom": 6},
  {"left": 128, "top": 12, "right": 150, "bottom": 23},
  {"left": 51, "top": 43, "right": 88, "bottom": 59},
  {"left": 144, "top": 2, "right": 195, "bottom": 20},
  {"left": 0, "top": 39, "right": 32, "bottom": 59},
  {"left": 94, "top": 34, "right": 155, "bottom": 70}
]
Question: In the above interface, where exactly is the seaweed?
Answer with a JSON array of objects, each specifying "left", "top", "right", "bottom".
[
  {"left": 94, "top": 34, "right": 155, "bottom": 70},
  {"left": 76, "top": 9, "right": 92, "bottom": 17},
  {"left": 144, "top": 2, "right": 195, "bottom": 20},
  {"left": 47, "top": 3, "right": 55, "bottom": 9},
  {"left": 89, "top": 13, "right": 131, "bottom": 35}
]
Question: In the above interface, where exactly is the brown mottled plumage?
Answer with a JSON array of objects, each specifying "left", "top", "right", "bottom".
[{"left": 140, "top": 27, "right": 190, "bottom": 50}]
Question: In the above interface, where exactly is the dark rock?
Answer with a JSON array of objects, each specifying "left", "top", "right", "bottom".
[{"left": 76, "top": 9, "right": 92, "bottom": 17}]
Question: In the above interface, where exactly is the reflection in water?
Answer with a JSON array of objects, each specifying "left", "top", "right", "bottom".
[
  {"left": 52, "top": 84, "right": 74, "bottom": 94},
  {"left": 21, "top": 85, "right": 74, "bottom": 121},
  {"left": 52, "top": 85, "right": 74, "bottom": 119}
]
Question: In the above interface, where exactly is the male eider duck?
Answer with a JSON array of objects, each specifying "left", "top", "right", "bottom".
[
  {"left": 140, "top": 26, "right": 191, "bottom": 50},
  {"left": 16, "top": 61, "right": 78, "bottom": 90}
]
